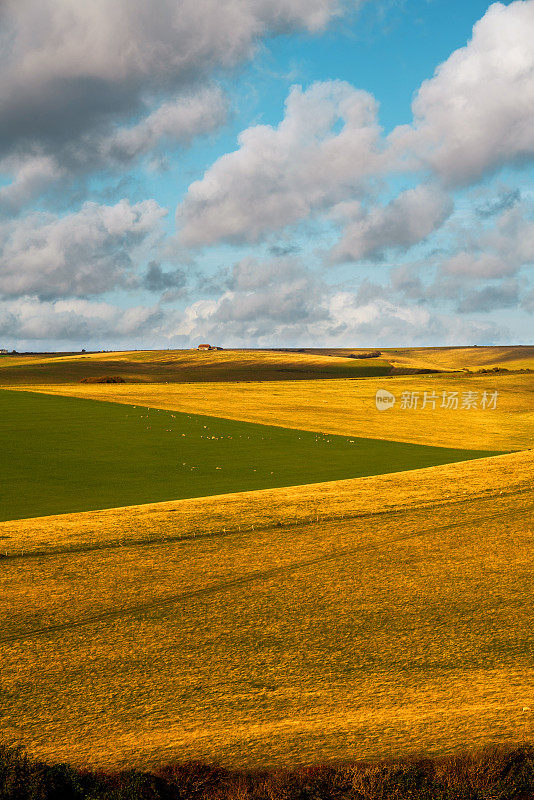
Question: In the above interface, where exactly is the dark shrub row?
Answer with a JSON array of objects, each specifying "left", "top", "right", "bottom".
[
  {"left": 348, "top": 351, "right": 382, "bottom": 359},
  {"left": 79, "top": 376, "right": 126, "bottom": 383},
  {"left": 1, "top": 744, "right": 533, "bottom": 800}
]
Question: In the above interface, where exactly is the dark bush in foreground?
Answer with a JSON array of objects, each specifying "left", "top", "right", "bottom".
[{"left": 1, "top": 744, "right": 533, "bottom": 800}]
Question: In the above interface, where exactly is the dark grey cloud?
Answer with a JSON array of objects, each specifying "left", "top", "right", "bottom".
[
  {"left": 143, "top": 262, "right": 186, "bottom": 292},
  {"left": 269, "top": 242, "right": 302, "bottom": 257},
  {"left": 0, "top": 0, "right": 344, "bottom": 158},
  {"left": 521, "top": 288, "right": 534, "bottom": 314},
  {"left": 457, "top": 281, "right": 519, "bottom": 313}
]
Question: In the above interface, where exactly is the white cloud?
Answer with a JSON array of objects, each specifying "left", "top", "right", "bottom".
[
  {"left": 178, "top": 81, "right": 384, "bottom": 246},
  {"left": 169, "top": 255, "right": 509, "bottom": 346},
  {"left": 0, "top": 154, "right": 64, "bottom": 214},
  {"left": 390, "top": 0, "right": 534, "bottom": 185},
  {"left": 0, "top": 297, "right": 162, "bottom": 342},
  {"left": 442, "top": 204, "right": 534, "bottom": 278},
  {"left": 331, "top": 184, "right": 453, "bottom": 262},
  {"left": 0, "top": 199, "right": 167, "bottom": 299},
  {"left": 98, "top": 87, "right": 228, "bottom": 164}
]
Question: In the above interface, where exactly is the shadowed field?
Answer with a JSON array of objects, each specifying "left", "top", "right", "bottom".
[
  {"left": 13, "top": 371, "right": 533, "bottom": 450},
  {"left": 0, "top": 349, "right": 391, "bottom": 384},
  {"left": 1, "top": 451, "right": 532, "bottom": 769}
]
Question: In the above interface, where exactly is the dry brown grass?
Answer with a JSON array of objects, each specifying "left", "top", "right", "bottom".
[
  {"left": 1, "top": 450, "right": 532, "bottom": 769},
  {"left": 9, "top": 371, "right": 533, "bottom": 450}
]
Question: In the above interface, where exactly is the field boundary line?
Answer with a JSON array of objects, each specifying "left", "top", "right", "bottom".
[{"left": 0, "top": 509, "right": 516, "bottom": 645}]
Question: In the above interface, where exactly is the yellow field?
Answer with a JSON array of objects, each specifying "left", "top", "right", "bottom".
[
  {"left": 1, "top": 450, "right": 533, "bottom": 769},
  {"left": 10, "top": 371, "right": 533, "bottom": 450},
  {"left": 0, "top": 348, "right": 364, "bottom": 370},
  {"left": 301, "top": 345, "right": 534, "bottom": 371}
]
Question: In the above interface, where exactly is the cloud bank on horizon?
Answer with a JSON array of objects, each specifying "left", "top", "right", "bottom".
[{"left": 0, "top": 0, "right": 533, "bottom": 349}]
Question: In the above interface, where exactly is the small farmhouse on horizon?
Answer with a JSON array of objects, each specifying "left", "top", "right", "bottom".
[{"left": 197, "top": 344, "right": 223, "bottom": 351}]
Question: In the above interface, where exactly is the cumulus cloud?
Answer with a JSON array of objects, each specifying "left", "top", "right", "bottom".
[
  {"left": 442, "top": 204, "right": 534, "bottom": 278},
  {"left": 174, "top": 2, "right": 534, "bottom": 251},
  {"left": 457, "top": 280, "right": 519, "bottom": 313},
  {"left": 390, "top": 0, "right": 534, "bottom": 185},
  {"left": 0, "top": 199, "right": 167, "bottom": 300},
  {"left": 0, "top": 0, "right": 344, "bottom": 157},
  {"left": 0, "top": 154, "right": 65, "bottom": 215},
  {"left": 143, "top": 261, "right": 186, "bottom": 292},
  {"left": 331, "top": 184, "right": 453, "bottom": 262},
  {"left": 175, "top": 257, "right": 329, "bottom": 340},
  {"left": 0, "top": 297, "right": 162, "bottom": 342},
  {"left": 99, "top": 87, "right": 227, "bottom": 164},
  {"left": 168, "top": 254, "right": 508, "bottom": 346},
  {"left": 178, "top": 81, "right": 384, "bottom": 246},
  {"left": 0, "top": 84, "right": 228, "bottom": 214}
]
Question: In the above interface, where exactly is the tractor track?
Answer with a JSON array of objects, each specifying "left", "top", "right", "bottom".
[{"left": 0, "top": 508, "right": 519, "bottom": 646}]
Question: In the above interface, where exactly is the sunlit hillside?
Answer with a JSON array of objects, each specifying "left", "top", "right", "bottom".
[
  {"left": 1, "top": 449, "right": 530, "bottom": 557},
  {"left": 299, "top": 345, "right": 534, "bottom": 371},
  {"left": 1, "top": 450, "right": 532, "bottom": 769}
]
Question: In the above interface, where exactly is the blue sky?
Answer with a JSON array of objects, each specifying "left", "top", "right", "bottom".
[{"left": 0, "top": 0, "right": 533, "bottom": 349}]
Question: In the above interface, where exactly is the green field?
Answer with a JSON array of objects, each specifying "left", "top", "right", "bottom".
[{"left": 0, "top": 389, "right": 503, "bottom": 522}]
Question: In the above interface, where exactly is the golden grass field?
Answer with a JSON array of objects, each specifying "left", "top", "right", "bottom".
[
  {"left": 1, "top": 346, "right": 532, "bottom": 771},
  {"left": 1, "top": 450, "right": 533, "bottom": 769},
  {"left": 301, "top": 345, "right": 534, "bottom": 371},
  {"left": 10, "top": 371, "right": 533, "bottom": 450}
]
